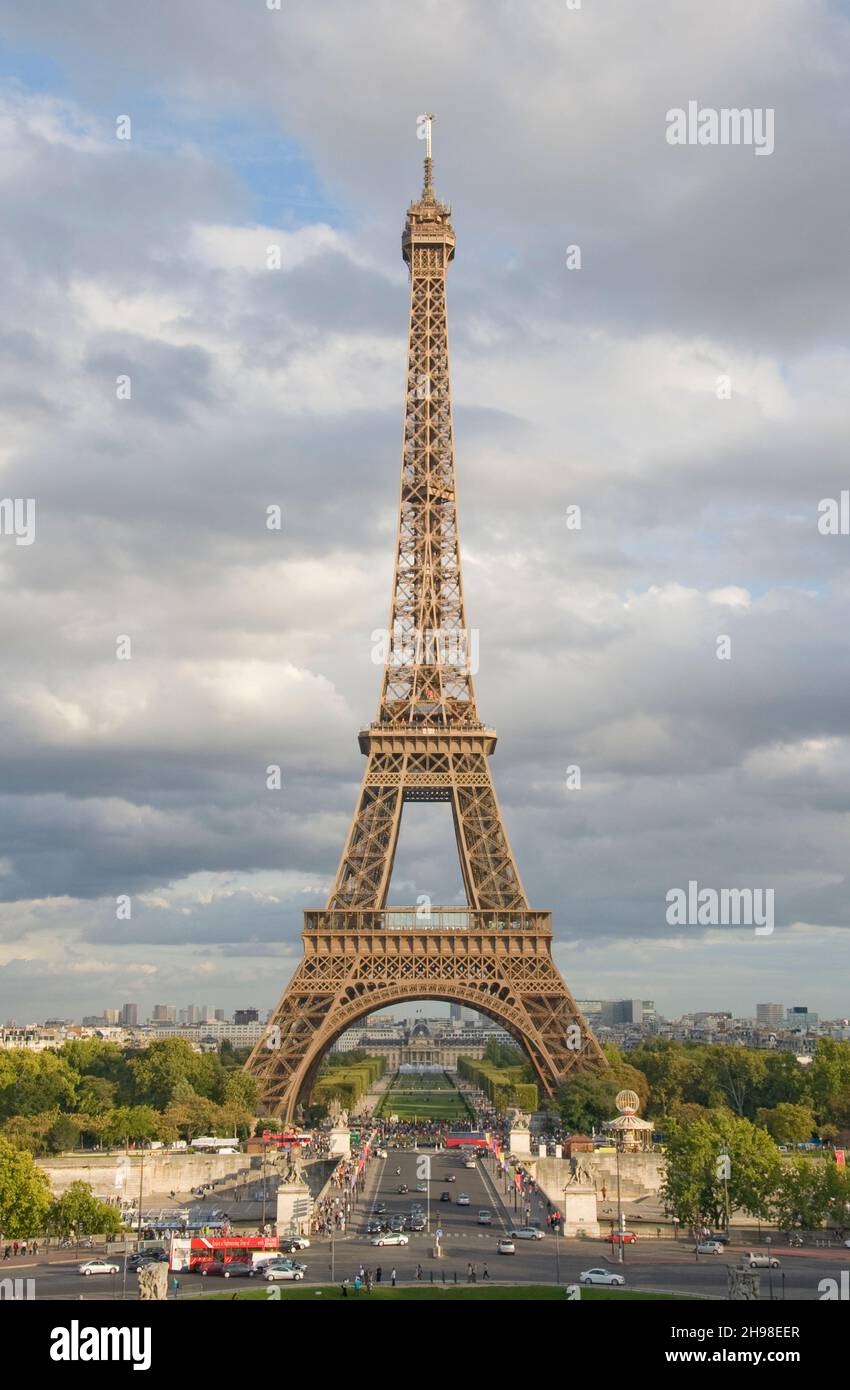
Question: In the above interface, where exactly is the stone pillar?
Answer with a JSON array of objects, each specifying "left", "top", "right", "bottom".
[
  {"left": 328, "top": 1128, "right": 351, "bottom": 1158},
  {"left": 276, "top": 1184, "right": 313, "bottom": 1237},
  {"left": 561, "top": 1185, "right": 600, "bottom": 1238},
  {"left": 509, "top": 1126, "right": 531, "bottom": 1156}
]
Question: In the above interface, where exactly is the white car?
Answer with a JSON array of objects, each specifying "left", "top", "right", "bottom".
[
  {"left": 478, "top": 1210, "right": 493, "bottom": 1225},
  {"left": 456, "top": 1193, "right": 470, "bottom": 1206},
  {"left": 263, "top": 1264, "right": 305, "bottom": 1281},
  {"left": 281, "top": 1237, "right": 311, "bottom": 1251},
  {"left": 497, "top": 1239, "right": 516, "bottom": 1255},
  {"left": 580, "top": 1268, "right": 625, "bottom": 1287},
  {"left": 79, "top": 1260, "right": 120, "bottom": 1276},
  {"left": 743, "top": 1251, "right": 780, "bottom": 1269},
  {"left": 696, "top": 1241, "right": 723, "bottom": 1254},
  {"left": 464, "top": 1159, "right": 476, "bottom": 1169},
  {"left": 371, "top": 1233, "right": 409, "bottom": 1247},
  {"left": 510, "top": 1226, "right": 545, "bottom": 1240}
]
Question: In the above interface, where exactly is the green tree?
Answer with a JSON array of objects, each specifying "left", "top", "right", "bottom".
[
  {"left": 98, "top": 1105, "right": 160, "bottom": 1148},
  {"left": 0, "top": 1137, "right": 52, "bottom": 1236},
  {"left": 809, "top": 1040, "right": 850, "bottom": 1125},
  {"left": 0, "top": 1049, "right": 77, "bottom": 1119},
  {"left": 755, "top": 1102, "right": 816, "bottom": 1146},
  {"left": 630, "top": 1039, "right": 701, "bottom": 1115},
  {"left": 770, "top": 1156, "right": 849, "bottom": 1231},
  {"left": 697, "top": 1047, "right": 768, "bottom": 1119},
  {"left": 46, "top": 1181, "right": 123, "bottom": 1238},
  {"left": 662, "top": 1109, "right": 781, "bottom": 1230},
  {"left": 45, "top": 1114, "right": 82, "bottom": 1154},
  {"left": 129, "top": 1038, "right": 197, "bottom": 1108}
]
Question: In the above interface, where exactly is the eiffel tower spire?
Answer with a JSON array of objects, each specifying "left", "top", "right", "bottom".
[{"left": 245, "top": 124, "right": 605, "bottom": 1120}]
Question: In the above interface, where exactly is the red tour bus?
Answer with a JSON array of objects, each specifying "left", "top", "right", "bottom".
[
  {"left": 169, "top": 1234, "right": 279, "bottom": 1273},
  {"left": 261, "top": 1130, "right": 312, "bottom": 1148}
]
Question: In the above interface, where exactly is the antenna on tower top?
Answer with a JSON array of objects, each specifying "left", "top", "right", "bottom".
[{"left": 422, "top": 111, "right": 435, "bottom": 197}]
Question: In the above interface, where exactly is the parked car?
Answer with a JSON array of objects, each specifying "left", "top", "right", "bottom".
[
  {"left": 743, "top": 1251, "right": 780, "bottom": 1269},
  {"left": 497, "top": 1239, "right": 516, "bottom": 1255},
  {"left": 440, "top": 1192, "right": 452, "bottom": 1202},
  {"left": 580, "top": 1268, "right": 625, "bottom": 1287},
  {"left": 606, "top": 1231, "right": 637, "bottom": 1245},
  {"left": 366, "top": 1220, "right": 386, "bottom": 1235},
  {"left": 477, "top": 1210, "right": 493, "bottom": 1225},
  {"left": 371, "top": 1233, "right": 409, "bottom": 1247},
  {"left": 202, "top": 1261, "right": 256, "bottom": 1278},
  {"left": 510, "top": 1226, "right": 545, "bottom": 1241},
  {"left": 696, "top": 1241, "right": 723, "bottom": 1254},
  {"left": 456, "top": 1193, "right": 471, "bottom": 1206},
  {"left": 263, "top": 1263, "right": 304, "bottom": 1282},
  {"left": 78, "top": 1260, "right": 120, "bottom": 1276},
  {"left": 415, "top": 1183, "right": 427, "bottom": 1193}
]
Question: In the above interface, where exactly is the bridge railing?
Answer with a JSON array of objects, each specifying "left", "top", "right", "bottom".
[{"left": 303, "top": 908, "right": 552, "bottom": 933}]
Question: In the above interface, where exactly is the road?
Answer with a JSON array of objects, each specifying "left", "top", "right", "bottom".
[{"left": 16, "top": 1146, "right": 850, "bottom": 1299}]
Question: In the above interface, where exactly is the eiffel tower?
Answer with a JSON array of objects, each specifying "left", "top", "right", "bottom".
[{"left": 247, "top": 119, "right": 605, "bottom": 1119}]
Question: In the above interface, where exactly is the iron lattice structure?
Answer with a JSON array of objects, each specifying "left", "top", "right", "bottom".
[{"left": 247, "top": 126, "right": 605, "bottom": 1119}]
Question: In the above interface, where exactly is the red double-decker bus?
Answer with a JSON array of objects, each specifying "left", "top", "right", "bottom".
[
  {"left": 261, "top": 1130, "right": 312, "bottom": 1148},
  {"left": 169, "top": 1234, "right": 279, "bottom": 1273}
]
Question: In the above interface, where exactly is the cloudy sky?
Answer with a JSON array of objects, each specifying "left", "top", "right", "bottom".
[{"left": 0, "top": 0, "right": 849, "bottom": 1025}]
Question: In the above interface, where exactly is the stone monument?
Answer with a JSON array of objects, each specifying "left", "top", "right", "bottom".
[{"left": 138, "top": 1262, "right": 169, "bottom": 1300}]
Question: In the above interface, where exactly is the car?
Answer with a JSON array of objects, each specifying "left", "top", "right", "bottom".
[
  {"left": 202, "top": 1261, "right": 256, "bottom": 1278},
  {"left": 496, "top": 1239, "right": 516, "bottom": 1255},
  {"left": 743, "top": 1251, "right": 780, "bottom": 1269},
  {"left": 440, "top": 1191, "right": 452, "bottom": 1202},
  {"left": 371, "top": 1233, "right": 409, "bottom": 1247},
  {"left": 281, "top": 1237, "right": 310, "bottom": 1251},
  {"left": 405, "top": 1217, "right": 425, "bottom": 1232},
  {"left": 415, "top": 1183, "right": 427, "bottom": 1192},
  {"left": 696, "top": 1241, "right": 723, "bottom": 1254},
  {"left": 262, "top": 1255, "right": 307, "bottom": 1272},
  {"left": 510, "top": 1227, "right": 545, "bottom": 1241},
  {"left": 127, "top": 1249, "right": 166, "bottom": 1270},
  {"left": 456, "top": 1193, "right": 470, "bottom": 1206},
  {"left": 366, "top": 1220, "right": 385, "bottom": 1234},
  {"left": 375, "top": 1202, "right": 387, "bottom": 1215},
  {"left": 264, "top": 1264, "right": 304, "bottom": 1282},
  {"left": 464, "top": 1159, "right": 476, "bottom": 1169},
  {"left": 580, "top": 1268, "right": 625, "bottom": 1287},
  {"left": 446, "top": 1174, "right": 456, "bottom": 1182},
  {"left": 477, "top": 1210, "right": 493, "bottom": 1225},
  {"left": 606, "top": 1231, "right": 637, "bottom": 1245},
  {"left": 78, "top": 1260, "right": 120, "bottom": 1276},
  {"left": 388, "top": 1217, "right": 405, "bottom": 1232},
  {"left": 398, "top": 1184, "right": 409, "bottom": 1194}
]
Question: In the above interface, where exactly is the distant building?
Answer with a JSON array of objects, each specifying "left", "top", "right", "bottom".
[
  {"left": 103, "top": 1008, "right": 120, "bottom": 1025},
  {"left": 120, "top": 1004, "right": 138, "bottom": 1027},
  {"left": 787, "top": 1006, "right": 819, "bottom": 1031},
  {"left": 757, "top": 1003, "right": 784, "bottom": 1027},
  {"left": 601, "top": 999, "right": 644, "bottom": 1026},
  {"left": 214, "top": 1009, "right": 226, "bottom": 1022},
  {"left": 234, "top": 1008, "right": 260, "bottom": 1025},
  {"left": 152, "top": 1005, "right": 176, "bottom": 1022}
]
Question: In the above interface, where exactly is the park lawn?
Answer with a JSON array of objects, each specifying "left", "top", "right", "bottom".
[{"left": 202, "top": 1284, "right": 694, "bottom": 1302}]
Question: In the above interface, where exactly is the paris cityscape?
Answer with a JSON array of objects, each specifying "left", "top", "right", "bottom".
[{"left": 0, "top": 0, "right": 846, "bottom": 1366}]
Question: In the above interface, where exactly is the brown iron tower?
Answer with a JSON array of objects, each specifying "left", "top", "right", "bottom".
[{"left": 247, "top": 120, "right": 605, "bottom": 1119}]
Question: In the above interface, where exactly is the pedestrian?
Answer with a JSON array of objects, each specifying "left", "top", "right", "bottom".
[
  {"left": 354, "top": 1275, "right": 362, "bottom": 1295},
  {"left": 467, "top": 1261, "right": 473, "bottom": 1283},
  {"left": 366, "top": 1272, "right": 373, "bottom": 1294},
  {"left": 31, "top": 1241, "right": 38, "bottom": 1257},
  {"left": 358, "top": 1263, "right": 365, "bottom": 1279},
  {"left": 3, "top": 1247, "right": 10, "bottom": 1261},
  {"left": 341, "top": 1278, "right": 349, "bottom": 1297},
  {"left": 483, "top": 1263, "right": 489, "bottom": 1280},
  {"left": 416, "top": 1262, "right": 422, "bottom": 1280},
  {"left": 376, "top": 1265, "right": 382, "bottom": 1284},
  {"left": 13, "top": 1241, "right": 18, "bottom": 1257},
  {"left": 391, "top": 1266, "right": 397, "bottom": 1287}
]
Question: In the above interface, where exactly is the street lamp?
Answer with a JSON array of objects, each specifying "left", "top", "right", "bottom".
[{"left": 615, "top": 1139, "right": 624, "bottom": 1264}]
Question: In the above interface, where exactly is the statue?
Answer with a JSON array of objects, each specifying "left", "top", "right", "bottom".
[
  {"left": 137, "top": 1262, "right": 168, "bottom": 1301},
  {"left": 727, "top": 1266, "right": 760, "bottom": 1301},
  {"left": 568, "top": 1155, "right": 591, "bottom": 1185},
  {"left": 327, "top": 1099, "right": 349, "bottom": 1129}
]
